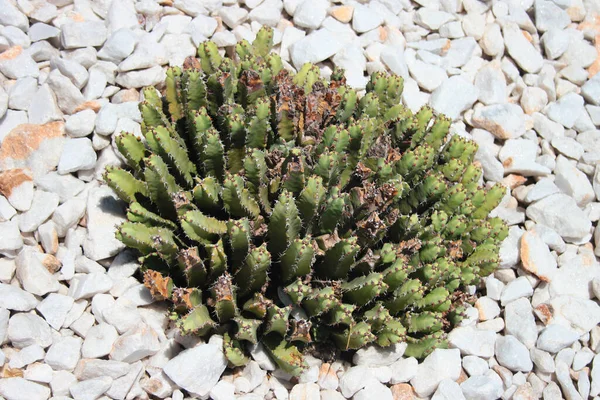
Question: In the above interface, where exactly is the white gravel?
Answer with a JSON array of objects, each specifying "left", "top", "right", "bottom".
[{"left": 0, "top": 0, "right": 600, "bottom": 399}]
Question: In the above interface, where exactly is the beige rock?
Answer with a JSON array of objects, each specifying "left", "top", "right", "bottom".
[
  {"left": 329, "top": 6, "right": 353, "bottom": 23},
  {"left": 391, "top": 383, "right": 416, "bottom": 400},
  {"left": 0, "top": 122, "right": 65, "bottom": 179}
]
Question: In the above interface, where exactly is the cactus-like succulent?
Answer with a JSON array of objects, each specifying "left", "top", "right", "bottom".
[{"left": 105, "top": 26, "right": 508, "bottom": 374}]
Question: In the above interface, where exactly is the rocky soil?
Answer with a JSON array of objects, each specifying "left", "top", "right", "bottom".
[{"left": 0, "top": 0, "right": 600, "bottom": 399}]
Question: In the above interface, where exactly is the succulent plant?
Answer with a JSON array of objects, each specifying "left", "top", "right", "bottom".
[{"left": 105, "top": 26, "right": 508, "bottom": 375}]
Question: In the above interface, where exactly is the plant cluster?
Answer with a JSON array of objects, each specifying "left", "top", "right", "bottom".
[{"left": 105, "top": 27, "right": 507, "bottom": 375}]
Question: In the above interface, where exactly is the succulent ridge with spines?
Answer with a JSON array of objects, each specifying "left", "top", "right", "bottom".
[{"left": 106, "top": 26, "right": 508, "bottom": 375}]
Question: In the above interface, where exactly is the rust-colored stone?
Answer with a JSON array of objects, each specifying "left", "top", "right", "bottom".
[
  {"left": 391, "top": 383, "right": 416, "bottom": 400},
  {"left": 0, "top": 168, "right": 32, "bottom": 197},
  {"left": 329, "top": 6, "right": 354, "bottom": 23},
  {"left": 74, "top": 100, "right": 102, "bottom": 113},
  {"left": 0, "top": 122, "right": 64, "bottom": 162},
  {"left": 0, "top": 46, "right": 22, "bottom": 61}
]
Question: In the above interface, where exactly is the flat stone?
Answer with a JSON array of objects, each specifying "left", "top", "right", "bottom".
[
  {"left": 47, "top": 69, "right": 85, "bottom": 115},
  {"left": 554, "top": 155, "right": 595, "bottom": 207},
  {"left": 543, "top": 28, "right": 570, "bottom": 59},
  {"left": 36, "top": 293, "right": 74, "bottom": 330},
  {"left": 58, "top": 138, "right": 97, "bottom": 174},
  {"left": 444, "top": 37, "right": 479, "bottom": 68},
  {"left": 50, "top": 370, "right": 77, "bottom": 397},
  {"left": 45, "top": 335, "right": 82, "bottom": 371},
  {"left": 536, "top": 324, "right": 580, "bottom": 353},
  {"left": 35, "top": 171, "right": 85, "bottom": 203},
  {"left": 0, "top": 378, "right": 51, "bottom": 400},
  {"left": 52, "top": 197, "right": 86, "bottom": 237},
  {"left": 98, "top": 28, "right": 137, "bottom": 63},
  {"left": 115, "top": 66, "right": 166, "bottom": 89},
  {"left": 24, "top": 362, "right": 53, "bottom": 383},
  {"left": 69, "top": 273, "right": 114, "bottom": 300},
  {"left": 82, "top": 323, "right": 119, "bottom": 359},
  {"left": 549, "top": 295, "right": 600, "bottom": 334},
  {"left": 504, "top": 297, "right": 537, "bottom": 349},
  {"left": 535, "top": 0, "right": 570, "bottom": 32},
  {"left": 448, "top": 326, "right": 496, "bottom": 358},
  {"left": 472, "top": 103, "right": 527, "bottom": 139},
  {"left": 339, "top": 365, "right": 374, "bottom": 398},
  {"left": 555, "top": 361, "right": 582, "bottom": 400},
  {"left": 390, "top": 357, "right": 418, "bottom": 384},
  {"left": 526, "top": 193, "right": 592, "bottom": 243},
  {"left": 520, "top": 231, "right": 557, "bottom": 282},
  {"left": 0, "top": 220, "right": 22, "bottom": 256},
  {"left": 495, "top": 335, "right": 533, "bottom": 372},
  {"left": 15, "top": 247, "right": 60, "bottom": 296},
  {"left": 0, "top": 46, "right": 39, "bottom": 79},
  {"left": 163, "top": 337, "right": 228, "bottom": 397},
  {"left": 551, "top": 137, "right": 584, "bottom": 160},
  {"left": 481, "top": 23, "right": 504, "bottom": 57},
  {"left": 0, "top": 0, "right": 29, "bottom": 30},
  {"left": 521, "top": 87, "right": 548, "bottom": 115},
  {"left": 0, "top": 283, "right": 38, "bottom": 311},
  {"left": 352, "top": 4, "right": 384, "bottom": 33},
  {"left": 103, "top": 302, "right": 141, "bottom": 334},
  {"left": 429, "top": 75, "right": 479, "bottom": 120},
  {"left": 500, "top": 276, "right": 534, "bottom": 305},
  {"left": 218, "top": 6, "right": 248, "bottom": 28},
  {"left": 7, "top": 313, "right": 53, "bottom": 349},
  {"left": 290, "top": 29, "right": 344, "bottom": 70},
  {"left": 110, "top": 323, "right": 160, "bottom": 363},
  {"left": 75, "top": 359, "right": 131, "bottom": 380},
  {"left": 83, "top": 186, "right": 126, "bottom": 261},
  {"left": 503, "top": 22, "right": 544, "bottom": 73},
  {"left": 106, "top": 360, "right": 144, "bottom": 400},
  {"left": 8, "top": 344, "right": 45, "bottom": 369},
  {"left": 293, "top": 0, "right": 328, "bottom": 30},
  {"left": 210, "top": 380, "right": 235, "bottom": 400},
  {"left": 462, "top": 356, "right": 489, "bottom": 377},
  {"left": 61, "top": 22, "right": 108, "bottom": 49},
  {"left": 581, "top": 73, "right": 600, "bottom": 106},
  {"left": 408, "top": 60, "right": 447, "bottom": 92},
  {"left": 546, "top": 93, "right": 585, "bottom": 129},
  {"left": 460, "top": 371, "right": 504, "bottom": 400},
  {"left": 410, "top": 349, "right": 462, "bottom": 397},
  {"left": 431, "top": 378, "right": 466, "bottom": 400},
  {"left": 143, "top": 371, "right": 177, "bottom": 398},
  {"left": 70, "top": 376, "right": 113, "bottom": 400},
  {"left": 352, "top": 342, "right": 406, "bottom": 366},
  {"left": 353, "top": 380, "right": 393, "bottom": 400},
  {"left": 18, "top": 189, "right": 59, "bottom": 233},
  {"left": 474, "top": 60, "right": 507, "bottom": 105}
]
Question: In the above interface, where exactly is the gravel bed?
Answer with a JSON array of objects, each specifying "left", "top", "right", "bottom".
[{"left": 0, "top": 0, "right": 600, "bottom": 399}]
